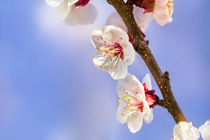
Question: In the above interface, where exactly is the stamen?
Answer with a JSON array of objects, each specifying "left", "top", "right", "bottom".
[{"left": 166, "top": 0, "right": 174, "bottom": 15}]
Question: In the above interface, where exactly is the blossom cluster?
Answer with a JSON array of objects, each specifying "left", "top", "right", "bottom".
[
  {"left": 45, "top": 0, "right": 174, "bottom": 26},
  {"left": 45, "top": 0, "right": 210, "bottom": 139},
  {"left": 172, "top": 121, "right": 210, "bottom": 140}
]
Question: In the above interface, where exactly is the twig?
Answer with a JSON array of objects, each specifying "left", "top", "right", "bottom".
[{"left": 107, "top": 0, "right": 187, "bottom": 123}]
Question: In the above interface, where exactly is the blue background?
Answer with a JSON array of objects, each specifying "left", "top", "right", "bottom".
[{"left": 0, "top": 0, "right": 209, "bottom": 139}]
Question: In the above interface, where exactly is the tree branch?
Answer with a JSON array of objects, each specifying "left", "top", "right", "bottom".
[{"left": 107, "top": 0, "right": 187, "bottom": 123}]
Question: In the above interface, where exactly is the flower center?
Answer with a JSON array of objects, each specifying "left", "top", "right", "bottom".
[
  {"left": 143, "top": 83, "right": 156, "bottom": 108},
  {"left": 117, "top": 89, "right": 144, "bottom": 116},
  {"left": 74, "top": 0, "right": 90, "bottom": 7},
  {"left": 96, "top": 40, "right": 124, "bottom": 61},
  {"left": 166, "top": 0, "right": 174, "bottom": 15}
]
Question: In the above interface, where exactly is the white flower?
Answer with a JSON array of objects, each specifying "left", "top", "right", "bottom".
[
  {"left": 91, "top": 25, "right": 135, "bottom": 80},
  {"left": 199, "top": 120, "right": 210, "bottom": 140},
  {"left": 106, "top": 6, "right": 153, "bottom": 33},
  {"left": 116, "top": 73, "right": 154, "bottom": 133},
  {"left": 45, "top": 0, "right": 97, "bottom": 25},
  {"left": 153, "top": 0, "right": 174, "bottom": 26},
  {"left": 173, "top": 121, "right": 200, "bottom": 140}
]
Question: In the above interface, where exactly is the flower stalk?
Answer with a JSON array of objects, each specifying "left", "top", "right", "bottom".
[{"left": 107, "top": 0, "right": 186, "bottom": 123}]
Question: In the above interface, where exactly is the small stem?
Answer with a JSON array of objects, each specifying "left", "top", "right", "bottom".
[
  {"left": 107, "top": 0, "right": 187, "bottom": 123},
  {"left": 154, "top": 99, "right": 167, "bottom": 108}
]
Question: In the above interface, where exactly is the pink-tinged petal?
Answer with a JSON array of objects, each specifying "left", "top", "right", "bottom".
[
  {"left": 107, "top": 60, "right": 127, "bottom": 80},
  {"left": 118, "top": 73, "right": 145, "bottom": 97},
  {"left": 199, "top": 120, "right": 210, "bottom": 140},
  {"left": 106, "top": 7, "right": 152, "bottom": 33},
  {"left": 133, "top": 6, "right": 153, "bottom": 32},
  {"left": 106, "top": 12, "right": 127, "bottom": 32},
  {"left": 118, "top": 38, "right": 135, "bottom": 65},
  {"left": 153, "top": 0, "right": 174, "bottom": 26},
  {"left": 155, "top": 0, "right": 168, "bottom": 6},
  {"left": 127, "top": 112, "right": 143, "bottom": 133},
  {"left": 64, "top": 3, "right": 97, "bottom": 25},
  {"left": 142, "top": 73, "right": 152, "bottom": 90},
  {"left": 45, "top": 0, "right": 65, "bottom": 7},
  {"left": 173, "top": 122, "right": 200, "bottom": 140}
]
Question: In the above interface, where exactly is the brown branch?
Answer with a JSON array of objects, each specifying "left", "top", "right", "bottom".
[{"left": 107, "top": 0, "right": 187, "bottom": 123}]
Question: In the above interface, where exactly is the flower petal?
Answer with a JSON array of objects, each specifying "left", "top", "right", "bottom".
[
  {"left": 119, "top": 38, "right": 135, "bottom": 65},
  {"left": 91, "top": 32, "right": 105, "bottom": 50},
  {"left": 142, "top": 73, "right": 152, "bottom": 90},
  {"left": 143, "top": 108, "right": 153, "bottom": 124},
  {"left": 45, "top": 0, "right": 65, "bottom": 7},
  {"left": 118, "top": 73, "right": 145, "bottom": 97},
  {"left": 93, "top": 53, "right": 109, "bottom": 68},
  {"left": 108, "top": 60, "right": 127, "bottom": 80},
  {"left": 57, "top": 0, "right": 71, "bottom": 19},
  {"left": 173, "top": 122, "right": 200, "bottom": 140},
  {"left": 133, "top": 6, "right": 153, "bottom": 32},
  {"left": 64, "top": 3, "right": 97, "bottom": 25},
  {"left": 127, "top": 112, "right": 143, "bottom": 133},
  {"left": 102, "top": 25, "right": 129, "bottom": 45},
  {"left": 199, "top": 120, "right": 210, "bottom": 140},
  {"left": 106, "top": 12, "right": 127, "bottom": 32},
  {"left": 91, "top": 25, "right": 129, "bottom": 48},
  {"left": 141, "top": 98, "right": 153, "bottom": 124},
  {"left": 116, "top": 103, "right": 133, "bottom": 124},
  {"left": 106, "top": 7, "right": 152, "bottom": 33},
  {"left": 153, "top": 0, "right": 173, "bottom": 26}
]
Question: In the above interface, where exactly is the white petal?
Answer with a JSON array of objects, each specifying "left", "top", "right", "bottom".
[
  {"left": 91, "top": 30, "right": 105, "bottom": 49},
  {"left": 119, "top": 38, "right": 135, "bottom": 65},
  {"left": 108, "top": 60, "right": 127, "bottom": 80},
  {"left": 101, "top": 25, "right": 129, "bottom": 45},
  {"left": 133, "top": 6, "right": 153, "bottom": 32},
  {"left": 45, "top": 0, "right": 65, "bottom": 7},
  {"left": 142, "top": 99, "right": 153, "bottom": 124},
  {"left": 199, "top": 120, "right": 210, "bottom": 140},
  {"left": 91, "top": 25, "right": 129, "bottom": 48},
  {"left": 118, "top": 73, "right": 145, "bottom": 97},
  {"left": 106, "top": 12, "right": 127, "bottom": 32},
  {"left": 127, "top": 112, "right": 143, "bottom": 133},
  {"left": 144, "top": 108, "right": 153, "bottom": 124},
  {"left": 173, "top": 122, "right": 200, "bottom": 140},
  {"left": 57, "top": 0, "right": 71, "bottom": 19},
  {"left": 142, "top": 73, "right": 152, "bottom": 90},
  {"left": 68, "top": 0, "right": 79, "bottom": 5},
  {"left": 116, "top": 103, "right": 133, "bottom": 124},
  {"left": 64, "top": 3, "right": 97, "bottom": 25},
  {"left": 93, "top": 53, "right": 109, "bottom": 68}
]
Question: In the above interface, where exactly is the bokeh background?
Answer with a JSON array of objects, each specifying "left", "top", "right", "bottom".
[{"left": 0, "top": 0, "right": 210, "bottom": 140}]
